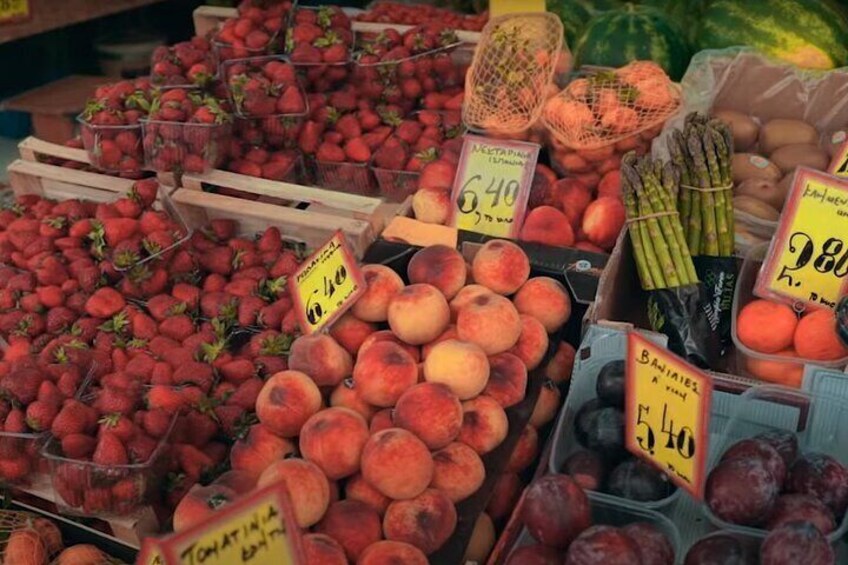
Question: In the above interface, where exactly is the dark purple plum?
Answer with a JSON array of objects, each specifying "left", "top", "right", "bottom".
[
  {"left": 787, "top": 453, "right": 848, "bottom": 518},
  {"left": 622, "top": 522, "right": 675, "bottom": 565},
  {"left": 684, "top": 534, "right": 754, "bottom": 565},
  {"left": 574, "top": 401, "right": 626, "bottom": 462},
  {"left": 755, "top": 429, "right": 798, "bottom": 468},
  {"left": 766, "top": 494, "right": 836, "bottom": 535},
  {"left": 565, "top": 525, "right": 641, "bottom": 565},
  {"left": 706, "top": 457, "right": 779, "bottom": 526},
  {"left": 521, "top": 475, "right": 591, "bottom": 549},
  {"left": 562, "top": 450, "right": 607, "bottom": 492},
  {"left": 595, "top": 360, "right": 625, "bottom": 408},
  {"left": 760, "top": 521, "right": 835, "bottom": 565},
  {"left": 721, "top": 438, "right": 787, "bottom": 485},
  {"left": 506, "top": 544, "right": 562, "bottom": 565},
  {"left": 607, "top": 459, "right": 675, "bottom": 502}
]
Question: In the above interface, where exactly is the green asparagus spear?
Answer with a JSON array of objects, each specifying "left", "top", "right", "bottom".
[
  {"left": 662, "top": 162, "right": 698, "bottom": 283},
  {"left": 688, "top": 129, "right": 719, "bottom": 256},
  {"left": 711, "top": 120, "right": 736, "bottom": 255},
  {"left": 622, "top": 172, "right": 656, "bottom": 290},
  {"left": 671, "top": 130, "right": 696, "bottom": 250},
  {"left": 703, "top": 129, "right": 732, "bottom": 256}
]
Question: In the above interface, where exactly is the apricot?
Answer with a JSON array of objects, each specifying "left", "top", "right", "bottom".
[
  {"left": 794, "top": 309, "right": 848, "bottom": 360},
  {"left": 329, "top": 312, "right": 377, "bottom": 356},
  {"left": 352, "top": 265, "right": 405, "bottom": 323},
  {"left": 359, "top": 330, "right": 421, "bottom": 362},
  {"left": 288, "top": 334, "right": 353, "bottom": 387},
  {"left": 507, "top": 425, "right": 539, "bottom": 472},
  {"left": 513, "top": 277, "right": 572, "bottom": 333},
  {"left": 302, "top": 533, "right": 347, "bottom": 565},
  {"left": 486, "top": 472, "right": 523, "bottom": 521},
  {"left": 346, "top": 472, "right": 390, "bottom": 515},
  {"left": 387, "top": 283, "right": 450, "bottom": 345},
  {"left": 484, "top": 352, "right": 528, "bottom": 408},
  {"left": 736, "top": 299, "right": 797, "bottom": 354},
  {"left": 463, "top": 513, "right": 495, "bottom": 564},
  {"left": 230, "top": 424, "right": 295, "bottom": 479},
  {"left": 255, "top": 370, "right": 322, "bottom": 437},
  {"left": 746, "top": 349, "right": 804, "bottom": 388},
  {"left": 359, "top": 541, "right": 428, "bottom": 565},
  {"left": 582, "top": 197, "right": 626, "bottom": 250},
  {"left": 421, "top": 325, "right": 458, "bottom": 359},
  {"left": 556, "top": 178, "right": 593, "bottom": 229},
  {"left": 316, "top": 500, "right": 383, "bottom": 562},
  {"left": 370, "top": 408, "right": 394, "bottom": 434},
  {"left": 407, "top": 245, "right": 467, "bottom": 300},
  {"left": 257, "top": 458, "right": 330, "bottom": 527},
  {"left": 545, "top": 341, "right": 576, "bottom": 383},
  {"left": 530, "top": 380, "right": 562, "bottom": 428},
  {"left": 394, "top": 383, "right": 462, "bottom": 449},
  {"left": 329, "top": 378, "right": 376, "bottom": 422},
  {"left": 423, "top": 339, "right": 490, "bottom": 400},
  {"left": 519, "top": 206, "right": 575, "bottom": 248},
  {"left": 456, "top": 293, "right": 522, "bottom": 354},
  {"left": 472, "top": 240, "right": 531, "bottom": 295},
  {"left": 173, "top": 484, "right": 237, "bottom": 532},
  {"left": 459, "top": 395, "right": 509, "bottom": 455},
  {"left": 412, "top": 187, "right": 451, "bottom": 224},
  {"left": 383, "top": 488, "right": 457, "bottom": 554},
  {"left": 431, "top": 441, "right": 485, "bottom": 502},
  {"left": 508, "top": 314, "right": 549, "bottom": 371},
  {"left": 361, "top": 428, "right": 434, "bottom": 500},
  {"left": 299, "top": 407, "right": 370, "bottom": 480},
  {"left": 353, "top": 341, "right": 418, "bottom": 407},
  {"left": 449, "top": 284, "right": 493, "bottom": 322}
]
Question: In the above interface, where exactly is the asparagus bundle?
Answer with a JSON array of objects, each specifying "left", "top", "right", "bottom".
[
  {"left": 666, "top": 112, "right": 735, "bottom": 257},
  {"left": 621, "top": 152, "right": 698, "bottom": 290}
]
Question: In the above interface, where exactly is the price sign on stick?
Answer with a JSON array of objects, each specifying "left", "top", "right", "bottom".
[
  {"left": 625, "top": 332, "right": 713, "bottom": 500},
  {"left": 828, "top": 139, "right": 848, "bottom": 178},
  {"left": 755, "top": 167, "right": 848, "bottom": 311},
  {"left": 289, "top": 231, "right": 365, "bottom": 335},
  {"left": 449, "top": 135, "right": 539, "bottom": 239}
]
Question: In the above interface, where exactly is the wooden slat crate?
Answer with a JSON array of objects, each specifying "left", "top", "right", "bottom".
[{"left": 8, "top": 159, "right": 138, "bottom": 202}]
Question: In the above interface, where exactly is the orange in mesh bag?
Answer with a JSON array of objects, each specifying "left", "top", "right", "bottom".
[
  {"left": 543, "top": 61, "right": 681, "bottom": 150},
  {"left": 463, "top": 12, "right": 565, "bottom": 135}
]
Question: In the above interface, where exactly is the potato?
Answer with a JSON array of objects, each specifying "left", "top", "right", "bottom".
[
  {"left": 713, "top": 109, "right": 759, "bottom": 151},
  {"left": 732, "top": 153, "right": 782, "bottom": 184},
  {"left": 770, "top": 143, "right": 829, "bottom": 174},
  {"left": 735, "top": 178, "right": 788, "bottom": 211},
  {"left": 733, "top": 195, "right": 780, "bottom": 222},
  {"left": 759, "top": 119, "right": 818, "bottom": 155}
]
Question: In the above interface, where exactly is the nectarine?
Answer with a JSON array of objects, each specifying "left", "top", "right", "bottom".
[
  {"left": 353, "top": 341, "right": 418, "bottom": 407},
  {"left": 361, "top": 428, "right": 434, "bottom": 500},
  {"left": 255, "top": 370, "right": 322, "bottom": 438},
  {"left": 394, "top": 383, "right": 462, "bottom": 449},
  {"left": 471, "top": 240, "right": 530, "bottom": 295},
  {"left": 288, "top": 334, "right": 353, "bottom": 387},
  {"left": 459, "top": 395, "right": 509, "bottom": 455},
  {"left": 257, "top": 458, "right": 330, "bottom": 527},
  {"left": 383, "top": 488, "right": 457, "bottom": 554},
  {"left": 423, "top": 339, "right": 490, "bottom": 400},
  {"left": 299, "top": 407, "right": 370, "bottom": 480},
  {"left": 352, "top": 265, "right": 405, "bottom": 323},
  {"left": 387, "top": 284, "right": 450, "bottom": 345},
  {"left": 456, "top": 293, "right": 522, "bottom": 354},
  {"left": 513, "top": 277, "right": 571, "bottom": 333},
  {"left": 407, "top": 245, "right": 467, "bottom": 300}
]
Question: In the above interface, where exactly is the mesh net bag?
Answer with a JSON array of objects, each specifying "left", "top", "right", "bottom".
[
  {"left": 462, "top": 12, "right": 564, "bottom": 135},
  {"left": 543, "top": 61, "right": 682, "bottom": 150}
]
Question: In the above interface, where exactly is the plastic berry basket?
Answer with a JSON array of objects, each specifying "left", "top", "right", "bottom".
[
  {"left": 0, "top": 431, "right": 48, "bottom": 487},
  {"left": 233, "top": 114, "right": 306, "bottom": 150},
  {"left": 141, "top": 119, "right": 232, "bottom": 174},
  {"left": 225, "top": 149, "right": 305, "bottom": 185},
  {"left": 77, "top": 117, "right": 144, "bottom": 174},
  {"left": 311, "top": 158, "right": 376, "bottom": 196},
  {"left": 212, "top": 29, "right": 281, "bottom": 67},
  {"left": 371, "top": 166, "right": 420, "bottom": 203}
]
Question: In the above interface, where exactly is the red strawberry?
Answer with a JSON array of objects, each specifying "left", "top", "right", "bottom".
[
  {"left": 171, "top": 283, "right": 201, "bottom": 310},
  {"left": 61, "top": 433, "right": 97, "bottom": 459},
  {"left": 335, "top": 114, "right": 362, "bottom": 140},
  {"left": 158, "top": 315, "right": 196, "bottom": 342},
  {"left": 276, "top": 85, "right": 306, "bottom": 114},
  {"left": 37, "top": 380, "right": 64, "bottom": 406},
  {"left": 219, "top": 358, "right": 256, "bottom": 383},
  {"left": 316, "top": 142, "right": 345, "bottom": 162},
  {"left": 35, "top": 286, "right": 64, "bottom": 309},
  {"left": 2, "top": 367, "right": 43, "bottom": 405},
  {"left": 101, "top": 218, "right": 139, "bottom": 246},
  {"left": 141, "top": 408, "right": 173, "bottom": 439},
  {"left": 150, "top": 362, "right": 173, "bottom": 385},
  {"left": 298, "top": 121, "right": 324, "bottom": 154},
  {"left": 57, "top": 371, "right": 83, "bottom": 399},
  {"left": 146, "top": 385, "right": 187, "bottom": 413},
  {"left": 127, "top": 432, "right": 158, "bottom": 463},
  {"left": 225, "top": 377, "right": 264, "bottom": 409},
  {"left": 176, "top": 443, "right": 214, "bottom": 482},
  {"left": 374, "top": 137, "right": 408, "bottom": 170},
  {"left": 139, "top": 211, "right": 169, "bottom": 235},
  {"left": 131, "top": 312, "right": 158, "bottom": 340},
  {"left": 92, "top": 432, "right": 128, "bottom": 465},
  {"left": 93, "top": 387, "right": 137, "bottom": 416},
  {"left": 98, "top": 413, "right": 135, "bottom": 442},
  {"left": 46, "top": 307, "right": 76, "bottom": 334},
  {"left": 51, "top": 400, "right": 97, "bottom": 439},
  {"left": 131, "top": 179, "right": 159, "bottom": 207},
  {"left": 395, "top": 120, "right": 423, "bottom": 144},
  {"left": 4, "top": 409, "right": 27, "bottom": 433},
  {"left": 113, "top": 197, "right": 142, "bottom": 219},
  {"left": 173, "top": 362, "right": 214, "bottom": 391},
  {"left": 199, "top": 247, "right": 234, "bottom": 276},
  {"left": 146, "top": 294, "right": 182, "bottom": 322},
  {"left": 419, "top": 158, "right": 457, "bottom": 191},
  {"left": 125, "top": 353, "right": 156, "bottom": 380},
  {"left": 182, "top": 411, "right": 219, "bottom": 447},
  {"left": 25, "top": 400, "right": 58, "bottom": 432},
  {"left": 343, "top": 137, "right": 371, "bottom": 163},
  {"left": 85, "top": 287, "right": 126, "bottom": 318},
  {"left": 83, "top": 487, "right": 113, "bottom": 514}
]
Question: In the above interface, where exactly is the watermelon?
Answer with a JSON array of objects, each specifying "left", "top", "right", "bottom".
[
  {"left": 573, "top": 3, "right": 691, "bottom": 80},
  {"left": 696, "top": 0, "right": 848, "bottom": 70},
  {"left": 547, "top": 0, "right": 592, "bottom": 46}
]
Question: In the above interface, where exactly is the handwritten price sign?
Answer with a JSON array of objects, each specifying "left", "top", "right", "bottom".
[
  {"left": 756, "top": 167, "right": 848, "bottom": 310},
  {"left": 489, "top": 0, "right": 545, "bottom": 17},
  {"left": 449, "top": 135, "right": 539, "bottom": 239},
  {"left": 289, "top": 231, "right": 365, "bottom": 335},
  {"left": 828, "top": 139, "right": 848, "bottom": 178},
  {"left": 0, "top": 0, "right": 29, "bottom": 24},
  {"left": 626, "top": 333, "right": 713, "bottom": 499}
]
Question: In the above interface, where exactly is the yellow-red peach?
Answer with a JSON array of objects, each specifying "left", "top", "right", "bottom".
[
  {"left": 329, "top": 312, "right": 377, "bottom": 356},
  {"left": 255, "top": 370, "right": 322, "bottom": 437},
  {"left": 257, "top": 458, "right": 330, "bottom": 527},
  {"left": 448, "top": 284, "right": 492, "bottom": 322},
  {"left": 299, "top": 407, "right": 370, "bottom": 480},
  {"left": 464, "top": 513, "right": 495, "bottom": 563},
  {"left": 229, "top": 424, "right": 295, "bottom": 480},
  {"left": 173, "top": 484, "right": 237, "bottom": 533},
  {"left": 471, "top": 240, "right": 530, "bottom": 295},
  {"left": 421, "top": 325, "right": 458, "bottom": 359},
  {"left": 458, "top": 395, "right": 509, "bottom": 455},
  {"left": 370, "top": 408, "right": 394, "bottom": 434},
  {"left": 544, "top": 341, "right": 576, "bottom": 383},
  {"left": 519, "top": 206, "right": 575, "bottom": 248},
  {"left": 329, "top": 378, "right": 376, "bottom": 422},
  {"left": 383, "top": 488, "right": 457, "bottom": 554},
  {"left": 582, "top": 196, "right": 626, "bottom": 250},
  {"left": 394, "top": 383, "right": 462, "bottom": 449},
  {"left": 353, "top": 341, "right": 418, "bottom": 407},
  {"left": 430, "top": 442, "right": 485, "bottom": 502},
  {"left": 506, "top": 425, "right": 539, "bottom": 472},
  {"left": 407, "top": 245, "right": 467, "bottom": 300},
  {"left": 483, "top": 352, "right": 528, "bottom": 408},
  {"left": 529, "top": 380, "right": 562, "bottom": 428},
  {"left": 486, "top": 472, "right": 523, "bottom": 521},
  {"left": 387, "top": 284, "right": 450, "bottom": 345},
  {"left": 359, "top": 540, "right": 428, "bottom": 565},
  {"left": 359, "top": 330, "right": 421, "bottom": 362},
  {"left": 423, "top": 339, "right": 489, "bottom": 400},
  {"left": 352, "top": 264, "right": 405, "bottom": 323},
  {"left": 509, "top": 314, "right": 549, "bottom": 370},
  {"left": 288, "top": 334, "right": 353, "bottom": 387},
  {"left": 302, "top": 533, "right": 347, "bottom": 565},
  {"left": 513, "top": 277, "right": 571, "bottom": 333},
  {"left": 316, "top": 500, "right": 383, "bottom": 562},
  {"left": 457, "top": 293, "right": 522, "bottom": 354},
  {"left": 361, "top": 428, "right": 434, "bottom": 500},
  {"left": 345, "top": 472, "right": 390, "bottom": 515},
  {"left": 412, "top": 188, "right": 451, "bottom": 224}
]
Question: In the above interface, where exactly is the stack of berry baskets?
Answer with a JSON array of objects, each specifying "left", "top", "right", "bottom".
[
  {"left": 222, "top": 54, "right": 308, "bottom": 183},
  {"left": 311, "top": 152, "right": 375, "bottom": 196},
  {"left": 211, "top": 3, "right": 287, "bottom": 66},
  {"left": 150, "top": 37, "right": 218, "bottom": 89},
  {"left": 141, "top": 88, "right": 233, "bottom": 174},
  {"left": 77, "top": 88, "right": 153, "bottom": 175},
  {"left": 285, "top": 5, "right": 355, "bottom": 93}
]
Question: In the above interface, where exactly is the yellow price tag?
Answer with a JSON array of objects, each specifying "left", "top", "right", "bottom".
[
  {"left": 756, "top": 167, "right": 848, "bottom": 310},
  {"left": 449, "top": 135, "right": 540, "bottom": 238},
  {"left": 288, "top": 231, "right": 365, "bottom": 335},
  {"left": 626, "top": 332, "right": 713, "bottom": 500},
  {"left": 489, "top": 0, "right": 545, "bottom": 17},
  {"left": 0, "top": 0, "right": 29, "bottom": 23},
  {"left": 828, "top": 139, "right": 848, "bottom": 178}
]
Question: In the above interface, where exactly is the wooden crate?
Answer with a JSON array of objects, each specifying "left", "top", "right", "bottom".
[{"left": 8, "top": 158, "right": 139, "bottom": 203}]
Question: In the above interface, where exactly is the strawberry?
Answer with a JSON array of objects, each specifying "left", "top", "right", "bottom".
[
  {"left": 169, "top": 249, "right": 196, "bottom": 275},
  {"left": 147, "top": 385, "right": 187, "bottom": 413},
  {"left": 176, "top": 443, "right": 214, "bottom": 482},
  {"left": 225, "top": 377, "right": 264, "bottom": 409},
  {"left": 173, "top": 362, "right": 214, "bottom": 391},
  {"left": 316, "top": 142, "right": 345, "bottom": 162},
  {"left": 343, "top": 137, "right": 371, "bottom": 163},
  {"left": 101, "top": 218, "right": 139, "bottom": 247},
  {"left": 61, "top": 433, "right": 96, "bottom": 459},
  {"left": 171, "top": 283, "right": 201, "bottom": 310},
  {"left": 57, "top": 371, "right": 83, "bottom": 398},
  {"left": 98, "top": 413, "right": 135, "bottom": 442},
  {"left": 46, "top": 306, "right": 76, "bottom": 334},
  {"left": 37, "top": 380, "right": 64, "bottom": 406},
  {"left": 85, "top": 287, "right": 126, "bottom": 318},
  {"left": 419, "top": 158, "right": 457, "bottom": 191},
  {"left": 93, "top": 432, "right": 128, "bottom": 465},
  {"left": 220, "top": 359, "right": 255, "bottom": 383},
  {"left": 158, "top": 315, "right": 196, "bottom": 342},
  {"left": 335, "top": 114, "right": 362, "bottom": 140},
  {"left": 182, "top": 411, "right": 219, "bottom": 447},
  {"left": 125, "top": 353, "right": 155, "bottom": 380},
  {"left": 237, "top": 296, "right": 265, "bottom": 327},
  {"left": 83, "top": 487, "right": 113, "bottom": 514},
  {"left": 213, "top": 404, "right": 247, "bottom": 438},
  {"left": 374, "top": 137, "right": 408, "bottom": 170},
  {"left": 131, "top": 312, "right": 158, "bottom": 340},
  {"left": 2, "top": 366, "right": 43, "bottom": 405},
  {"left": 25, "top": 401, "right": 57, "bottom": 432},
  {"left": 36, "top": 285, "right": 64, "bottom": 309},
  {"left": 113, "top": 197, "right": 142, "bottom": 219},
  {"left": 127, "top": 432, "right": 159, "bottom": 464},
  {"left": 200, "top": 292, "right": 238, "bottom": 320},
  {"left": 199, "top": 247, "right": 235, "bottom": 276},
  {"left": 4, "top": 409, "right": 27, "bottom": 433},
  {"left": 276, "top": 85, "right": 306, "bottom": 114},
  {"left": 140, "top": 408, "right": 173, "bottom": 439},
  {"left": 51, "top": 400, "right": 97, "bottom": 439},
  {"left": 298, "top": 121, "right": 323, "bottom": 154},
  {"left": 139, "top": 211, "right": 169, "bottom": 235},
  {"left": 93, "top": 386, "right": 137, "bottom": 416},
  {"left": 131, "top": 179, "right": 159, "bottom": 208},
  {"left": 150, "top": 362, "right": 174, "bottom": 385},
  {"left": 147, "top": 294, "right": 182, "bottom": 322}
]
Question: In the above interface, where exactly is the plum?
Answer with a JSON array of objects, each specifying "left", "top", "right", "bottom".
[
  {"left": 506, "top": 544, "right": 562, "bottom": 565},
  {"left": 766, "top": 494, "right": 836, "bottom": 535},
  {"left": 720, "top": 438, "right": 787, "bottom": 485},
  {"left": 564, "top": 525, "right": 641, "bottom": 565},
  {"left": 573, "top": 401, "right": 626, "bottom": 461},
  {"left": 574, "top": 399, "right": 602, "bottom": 446},
  {"left": 755, "top": 429, "right": 798, "bottom": 468},
  {"left": 562, "top": 450, "right": 607, "bottom": 492},
  {"left": 760, "top": 521, "right": 835, "bottom": 565},
  {"left": 706, "top": 457, "right": 779, "bottom": 525},
  {"left": 521, "top": 475, "right": 591, "bottom": 549},
  {"left": 683, "top": 534, "right": 754, "bottom": 565},
  {"left": 622, "top": 522, "right": 675, "bottom": 565},
  {"left": 787, "top": 453, "right": 848, "bottom": 518},
  {"left": 595, "top": 360, "right": 625, "bottom": 408},
  {"left": 607, "top": 459, "right": 675, "bottom": 502}
]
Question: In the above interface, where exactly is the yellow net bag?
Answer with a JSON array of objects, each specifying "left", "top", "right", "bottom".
[
  {"left": 463, "top": 12, "right": 564, "bottom": 135},
  {"left": 543, "top": 61, "right": 682, "bottom": 150}
]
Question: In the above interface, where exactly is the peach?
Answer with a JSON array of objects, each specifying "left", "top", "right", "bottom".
[
  {"left": 529, "top": 380, "right": 562, "bottom": 428},
  {"left": 302, "top": 533, "right": 347, "bottom": 565},
  {"left": 486, "top": 472, "right": 523, "bottom": 521},
  {"left": 330, "top": 378, "right": 376, "bottom": 422},
  {"left": 431, "top": 442, "right": 485, "bottom": 502},
  {"left": 370, "top": 408, "right": 394, "bottom": 434},
  {"left": 361, "top": 428, "right": 434, "bottom": 500},
  {"left": 407, "top": 245, "right": 467, "bottom": 300},
  {"left": 173, "top": 484, "right": 237, "bottom": 532},
  {"left": 288, "top": 334, "right": 353, "bottom": 387},
  {"left": 459, "top": 395, "right": 509, "bottom": 455},
  {"left": 383, "top": 488, "right": 457, "bottom": 554},
  {"left": 484, "top": 352, "right": 528, "bottom": 408},
  {"left": 352, "top": 265, "right": 405, "bottom": 322},
  {"left": 464, "top": 513, "right": 495, "bottom": 563},
  {"left": 736, "top": 299, "right": 797, "bottom": 354},
  {"left": 544, "top": 341, "right": 576, "bottom": 383},
  {"left": 255, "top": 370, "right": 322, "bottom": 437},
  {"left": 509, "top": 314, "right": 549, "bottom": 370},
  {"left": 412, "top": 187, "right": 451, "bottom": 224},
  {"left": 507, "top": 425, "right": 539, "bottom": 472},
  {"left": 519, "top": 206, "right": 575, "bottom": 248},
  {"left": 299, "top": 407, "right": 370, "bottom": 480},
  {"left": 359, "top": 540, "right": 428, "bottom": 565},
  {"left": 423, "top": 339, "right": 490, "bottom": 400},
  {"left": 316, "top": 500, "right": 383, "bottom": 562},
  {"left": 556, "top": 178, "right": 593, "bottom": 229},
  {"left": 421, "top": 325, "right": 458, "bottom": 359},
  {"left": 449, "top": 284, "right": 493, "bottom": 321},
  {"left": 574, "top": 240, "right": 606, "bottom": 253},
  {"left": 582, "top": 197, "right": 626, "bottom": 250},
  {"left": 471, "top": 240, "right": 530, "bottom": 295},
  {"left": 513, "top": 276, "right": 572, "bottom": 333},
  {"left": 230, "top": 424, "right": 295, "bottom": 479},
  {"left": 457, "top": 293, "right": 522, "bottom": 354},
  {"left": 353, "top": 341, "right": 418, "bottom": 407},
  {"left": 346, "top": 472, "right": 390, "bottom": 515},
  {"left": 387, "top": 284, "right": 450, "bottom": 345},
  {"left": 329, "top": 312, "right": 377, "bottom": 355},
  {"left": 359, "top": 330, "right": 421, "bottom": 362},
  {"left": 257, "top": 458, "right": 330, "bottom": 527},
  {"left": 394, "top": 383, "right": 462, "bottom": 449},
  {"left": 794, "top": 309, "right": 848, "bottom": 360}
]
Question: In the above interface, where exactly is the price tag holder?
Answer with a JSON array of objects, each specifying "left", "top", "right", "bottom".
[
  {"left": 160, "top": 482, "right": 304, "bottom": 565},
  {"left": 828, "top": 139, "right": 848, "bottom": 178},
  {"left": 755, "top": 167, "right": 848, "bottom": 310},
  {"left": 489, "top": 0, "right": 545, "bottom": 17},
  {"left": 625, "top": 332, "right": 713, "bottom": 500},
  {"left": 448, "top": 135, "right": 539, "bottom": 239},
  {"left": 0, "top": 0, "right": 29, "bottom": 24},
  {"left": 289, "top": 231, "right": 365, "bottom": 335}
]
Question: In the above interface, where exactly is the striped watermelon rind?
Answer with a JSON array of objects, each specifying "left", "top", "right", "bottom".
[{"left": 547, "top": 0, "right": 591, "bottom": 47}]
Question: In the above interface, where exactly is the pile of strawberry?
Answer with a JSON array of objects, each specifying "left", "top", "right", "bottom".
[
  {"left": 356, "top": 1, "right": 488, "bottom": 31},
  {"left": 212, "top": 2, "right": 290, "bottom": 62},
  {"left": 223, "top": 57, "right": 306, "bottom": 118},
  {"left": 286, "top": 6, "right": 354, "bottom": 91},
  {"left": 151, "top": 37, "right": 217, "bottom": 88}
]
